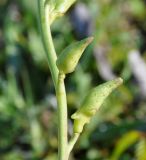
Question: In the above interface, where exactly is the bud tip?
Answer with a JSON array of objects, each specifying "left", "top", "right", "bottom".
[
  {"left": 86, "top": 36, "right": 94, "bottom": 44},
  {"left": 115, "top": 77, "right": 123, "bottom": 86}
]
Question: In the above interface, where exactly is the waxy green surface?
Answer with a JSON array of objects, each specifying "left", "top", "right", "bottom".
[
  {"left": 56, "top": 37, "right": 93, "bottom": 74},
  {"left": 45, "top": 0, "right": 76, "bottom": 24},
  {"left": 71, "top": 78, "right": 123, "bottom": 133}
]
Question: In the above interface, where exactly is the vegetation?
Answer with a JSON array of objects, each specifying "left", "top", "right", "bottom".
[{"left": 0, "top": 0, "right": 146, "bottom": 160}]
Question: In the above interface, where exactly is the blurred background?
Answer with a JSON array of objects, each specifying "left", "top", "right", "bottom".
[{"left": 0, "top": 0, "right": 146, "bottom": 159}]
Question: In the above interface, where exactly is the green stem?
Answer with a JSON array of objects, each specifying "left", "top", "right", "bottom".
[
  {"left": 38, "top": 1, "right": 79, "bottom": 159},
  {"left": 38, "top": 0, "right": 58, "bottom": 90},
  {"left": 68, "top": 133, "right": 80, "bottom": 158},
  {"left": 57, "top": 72, "right": 68, "bottom": 160}
]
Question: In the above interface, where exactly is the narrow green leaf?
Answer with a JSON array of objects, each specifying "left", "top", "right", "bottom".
[
  {"left": 136, "top": 138, "right": 146, "bottom": 160},
  {"left": 110, "top": 131, "right": 141, "bottom": 160}
]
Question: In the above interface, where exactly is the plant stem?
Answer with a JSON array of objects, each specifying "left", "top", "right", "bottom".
[
  {"left": 57, "top": 72, "right": 68, "bottom": 160},
  {"left": 38, "top": 1, "right": 79, "bottom": 159},
  {"left": 68, "top": 133, "right": 80, "bottom": 158},
  {"left": 38, "top": 0, "right": 58, "bottom": 90}
]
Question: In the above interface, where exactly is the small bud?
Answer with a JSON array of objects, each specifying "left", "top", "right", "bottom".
[
  {"left": 45, "top": 0, "right": 76, "bottom": 24},
  {"left": 56, "top": 0, "right": 76, "bottom": 14},
  {"left": 71, "top": 78, "right": 123, "bottom": 133},
  {"left": 56, "top": 37, "right": 93, "bottom": 74}
]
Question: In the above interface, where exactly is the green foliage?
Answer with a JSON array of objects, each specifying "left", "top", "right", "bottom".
[
  {"left": 136, "top": 138, "right": 146, "bottom": 160},
  {"left": 0, "top": 0, "right": 146, "bottom": 159},
  {"left": 110, "top": 131, "right": 141, "bottom": 160}
]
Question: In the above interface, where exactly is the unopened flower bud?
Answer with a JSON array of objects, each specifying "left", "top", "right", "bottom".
[
  {"left": 45, "top": 0, "right": 77, "bottom": 24},
  {"left": 71, "top": 78, "right": 123, "bottom": 133},
  {"left": 56, "top": 37, "right": 93, "bottom": 74}
]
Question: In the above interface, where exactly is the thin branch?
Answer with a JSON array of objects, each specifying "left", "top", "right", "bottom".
[
  {"left": 56, "top": 72, "right": 68, "bottom": 160},
  {"left": 68, "top": 133, "right": 80, "bottom": 157},
  {"left": 38, "top": 0, "right": 59, "bottom": 90}
]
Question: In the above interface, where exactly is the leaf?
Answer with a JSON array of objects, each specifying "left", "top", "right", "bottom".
[
  {"left": 110, "top": 131, "right": 141, "bottom": 160},
  {"left": 136, "top": 138, "right": 146, "bottom": 160}
]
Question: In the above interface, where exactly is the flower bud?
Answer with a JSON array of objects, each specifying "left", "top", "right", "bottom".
[
  {"left": 45, "top": 0, "right": 76, "bottom": 24},
  {"left": 56, "top": 37, "right": 93, "bottom": 74},
  {"left": 56, "top": 0, "right": 76, "bottom": 14},
  {"left": 71, "top": 78, "right": 123, "bottom": 133}
]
